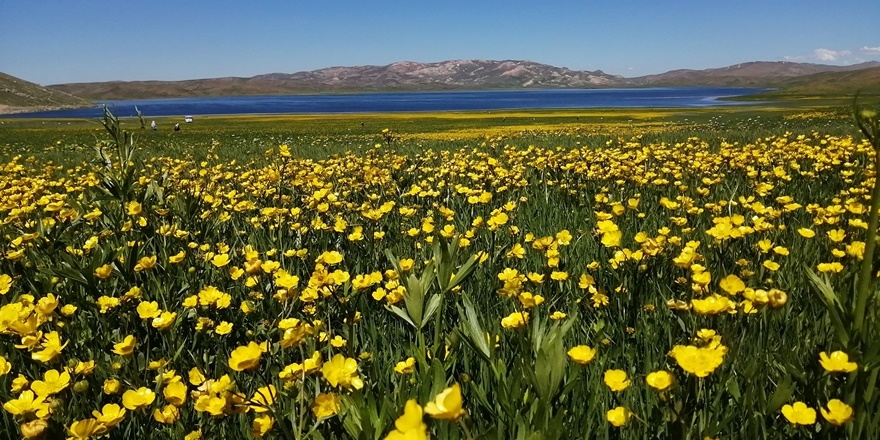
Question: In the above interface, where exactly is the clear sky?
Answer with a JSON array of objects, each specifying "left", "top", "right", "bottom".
[{"left": 2, "top": 0, "right": 878, "bottom": 85}]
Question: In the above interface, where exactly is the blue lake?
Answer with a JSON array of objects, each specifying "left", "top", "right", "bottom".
[{"left": 5, "top": 87, "right": 766, "bottom": 118}]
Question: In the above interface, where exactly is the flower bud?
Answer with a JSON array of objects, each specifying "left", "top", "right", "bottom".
[{"left": 74, "top": 380, "right": 90, "bottom": 393}]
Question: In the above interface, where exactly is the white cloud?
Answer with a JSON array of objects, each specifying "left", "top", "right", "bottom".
[
  {"left": 783, "top": 55, "right": 804, "bottom": 61},
  {"left": 813, "top": 48, "right": 851, "bottom": 61},
  {"left": 861, "top": 46, "right": 880, "bottom": 54}
]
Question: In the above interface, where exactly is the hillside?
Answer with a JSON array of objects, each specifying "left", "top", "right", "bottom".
[
  {"left": 0, "top": 72, "right": 91, "bottom": 114},
  {"left": 27, "top": 59, "right": 880, "bottom": 102},
  {"left": 747, "top": 66, "right": 880, "bottom": 98},
  {"left": 48, "top": 60, "right": 624, "bottom": 100},
  {"left": 631, "top": 61, "right": 880, "bottom": 87}
]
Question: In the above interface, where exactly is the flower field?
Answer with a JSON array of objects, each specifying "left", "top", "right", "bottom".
[{"left": 1, "top": 107, "right": 879, "bottom": 439}]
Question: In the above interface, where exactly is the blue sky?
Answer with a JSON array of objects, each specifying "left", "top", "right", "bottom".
[{"left": 2, "top": 0, "right": 878, "bottom": 85}]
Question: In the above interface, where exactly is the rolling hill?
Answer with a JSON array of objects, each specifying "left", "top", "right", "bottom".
[
  {"left": 630, "top": 61, "right": 880, "bottom": 87},
  {"left": 0, "top": 72, "right": 91, "bottom": 114},
  {"left": 3, "top": 59, "right": 879, "bottom": 109},
  {"left": 48, "top": 60, "right": 624, "bottom": 101}
]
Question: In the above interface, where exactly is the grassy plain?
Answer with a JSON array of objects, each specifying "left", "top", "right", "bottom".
[
  {"left": 1, "top": 102, "right": 879, "bottom": 440},
  {"left": 0, "top": 104, "right": 862, "bottom": 163}
]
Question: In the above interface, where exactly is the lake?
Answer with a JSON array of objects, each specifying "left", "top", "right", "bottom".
[{"left": 5, "top": 87, "right": 766, "bottom": 118}]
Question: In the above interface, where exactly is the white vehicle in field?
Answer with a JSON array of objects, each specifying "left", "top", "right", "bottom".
[{"left": 184, "top": 116, "right": 193, "bottom": 123}]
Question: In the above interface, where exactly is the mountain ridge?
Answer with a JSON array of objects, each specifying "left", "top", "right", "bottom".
[{"left": 3, "top": 59, "right": 879, "bottom": 111}]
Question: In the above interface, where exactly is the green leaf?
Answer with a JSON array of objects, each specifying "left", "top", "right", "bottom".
[
  {"left": 422, "top": 294, "right": 443, "bottom": 330},
  {"left": 385, "top": 305, "right": 416, "bottom": 329},
  {"left": 458, "top": 293, "right": 492, "bottom": 361},
  {"left": 726, "top": 377, "right": 742, "bottom": 404},
  {"left": 765, "top": 374, "right": 794, "bottom": 414},
  {"left": 445, "top": 254, "right": 478, "bottom": 294},
  {"left": 805, "top": 267, "right": 850, "bottom": 347}
]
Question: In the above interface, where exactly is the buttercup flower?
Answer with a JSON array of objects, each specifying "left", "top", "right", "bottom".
[
  {"left": 819, "top": 351, "right": 857, "bottom": 373},
  {"left": 646, "top": 370, "right": 675, "bottom": 391},
  {"left": 228, "top": 342, "right": 263, "bottom": 371},
  {"left": 424, "top": 383, "right": 466, "bottom": 421},
  {"left": 567, "top": 345, "right": 597, "bottom": 365},
  {"left": 781, "top": 401, "right": 816, "bottom": 425},
  {"left": 820, "top": 399, "right": 853, "bottom": 425},
  {"left": 385, "top": 399, "right": 427, "bottom": 440},
  {"left": 606, "top": 406, "right": 630, "bottom": 427},
  {"left": 603, "top": 369, "right": 630, "bottom": 392}
]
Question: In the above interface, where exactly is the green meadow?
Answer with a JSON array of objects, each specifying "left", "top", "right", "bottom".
[{"left": 1, "top": 102, "right": 880, "bottom": 440}]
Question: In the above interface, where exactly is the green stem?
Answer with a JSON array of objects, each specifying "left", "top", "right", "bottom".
[{"left": 855, "top": 146, "right": 880, "bottom": 337}]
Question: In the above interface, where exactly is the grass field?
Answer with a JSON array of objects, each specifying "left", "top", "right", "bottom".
[{"left": 1, "top": 103, "right": 879, "bottom": 440}]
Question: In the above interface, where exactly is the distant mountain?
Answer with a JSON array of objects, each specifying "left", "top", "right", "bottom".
[
  {"left": 48, "top": 60, "right": 624, "bottom": 100},
  {"left": 631, "top": 61, "right": 880, "bottom": 87},
  {"left": 0, "top": 72, "right": 91, "bottom": 114},
  {"left": 11, "top": 59, "right": 880, "bottom": 105}
]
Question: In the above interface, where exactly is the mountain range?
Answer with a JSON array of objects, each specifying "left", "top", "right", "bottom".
[{"left": 1, "top": 59, "right": 879, "bottom": 113}]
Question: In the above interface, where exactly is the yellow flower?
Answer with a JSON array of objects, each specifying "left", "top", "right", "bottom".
[
  {"left": 169, "top": 251, "right": 186, "bottom": 264},
  {"left": 153, "top": 404, "right": 180, "bottom": 424},
  {"left": 122, "top": 387, "right": 156, "bottom": 410},
  {"left": 211, "top": 253, "right": 231, "bottom": 267},
  {"left": 820, "top": 399, "right": 853, "bottom": 425},
  {"left": 136, "top": 301, "right": 161, "bottom": 320},
  {"left": 31, "top": 368, "right": 71, "bottom": 397},
  {"left": 321, "top": 354, "right": 364, "bottom": 390},
  {"left": 163, "top": 381, "right": 188, "bottom": 407},
  {"left": 797, "top": 228, "right": 816, "bottom": 238},
  {"left": 817, "top": 262, "right": 844, "bottom": 273},
  {"left": 151, "top": 311, "right": 177, "bottom": 330},
  {"left": 501, "top": 311, "right": 528, "bottom": 329},
  {"left": 317, "top": 251, "right": 343, "bottom": 265},
  {"left": 567, "top": 345, "right": 597, "bottom": 365},
  {"left": 601, "top": 230, "right": 622, "bottom": 248},
  {"left": 251, "top": 415, "right": 274, "bottom": 437},
  {"left": 228, "top": 342, "right": 263, "bottom": 371},
  {"left": 19, "top": 419, "right": 48, "bottom": 439},
  {"left": 3, "top": 390, "right": 50, "bottom": 419},
  {"left": 606, "top": 406, "right": 630, "bottom": 427},
  {"left": 394, "top": 357, "right": 416, "bottom": 374},
  {"left": 249, "top": 385, "right": 276, "bottom": 413},
  {"left": 646, "top": 370, "right": 675, "bottom": 391},
  {"left": 330, "top": 335, "right": 347, "bottom": 348},
  {"left": 134, "top": 255, "right": 157, "bottom": 272},
  {"left": 32, "top": 331, "right": 67, "bottom": 363},
  {"left": 669, "top": 344, "right": 727, "bottom": 377},
  {"left": 424, "top": 383, "right": 466, "bottom": 421},
  {"left": 718, "top": 274, "right": 745, "bottom": 295},
  {"left": 312, "top": 393, "right": 341, "bottom": 419},
  {"left": 781, "top": 401, "right": 816, "bottom": 425},
  {"left": 67, "top": 418, "right": 108, "bottom": 439},
  {"left": 0, "top": 355, "right": 11, "bottom": 376},
  {"left": 92, "top": 403, "right": 126, "bottom": 428},
  {"left": 126, "top": 201, "right": 142, "bottom": 216},
  {"left": 762, "top": 260, "right": 780, "bottom": 271},
  {"left": 691, "top": 294, "right": 735, "bottom": 315},
  {"left": 94, "top": 264, "right": 114, "bottom": 280},
  {"left": 819, "top": 351, "right": 857, "bottom": 373},
  {"left": 113, "top": 335, "right": 137, "bottom": 356},
  {"left": 215, "top": 321, "right": 233, "bottom": 335},
  {"left": 550, "top": 311, "right": 567, "bottom": 320},
  {"left": 385, "top": 399, "right": 428, "bottom": 440},
  {"left": 603, "top": 369, "right": 630, "bottom": 392},
  {"left": 103, "top": 379, "right": 121, "bottom": 395},
  {"left": 0, "top": 273, "right": 12, "bottom": 295}
]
